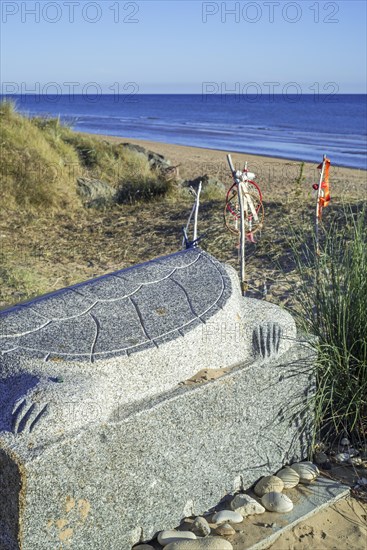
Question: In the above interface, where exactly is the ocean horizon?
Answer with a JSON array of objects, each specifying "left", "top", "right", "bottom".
[{"left": 2, "top": 93, "right": 366, "bottom": 170}]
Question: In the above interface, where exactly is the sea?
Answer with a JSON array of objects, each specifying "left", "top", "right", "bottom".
[{"left": 2, "top": 94, "right": 366, "bottom": 170}]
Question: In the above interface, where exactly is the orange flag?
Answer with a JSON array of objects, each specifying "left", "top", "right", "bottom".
[{"left": 317, "top": 157, "right": 331, "bottom": 219}]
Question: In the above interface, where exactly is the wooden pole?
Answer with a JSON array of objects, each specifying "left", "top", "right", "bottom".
[
  {"left": 227, "top": 154, "right": 246, "bottom": 295},
  {"left": 193, "top": 181, "right": 202, "bottom": 243},
  {"left": 238, "top": 182, "right": 247, "bottom": 295}
]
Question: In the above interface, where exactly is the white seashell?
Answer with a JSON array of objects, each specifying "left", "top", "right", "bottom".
[
  {"left": 215, "top": 523, "right": 236, "bottom": 537},
  {"left": 303, "top": 461, "right": 320, "bottom": 475},
  {"left": 230, "top": 494, "right": 265, "bottom": 516},
  {"left": 276, "top": 467, "right": 300, "bottom": 489},
  {"left": 212, "top": 510, "right": 243, "bottom": 524},
  {"left": 158, "top": 530, "right": 197, "bottom": 546},
  {"left": 254, "top": 475, "right": 284, "bottom": 497},
  {"left": 261, "top": 492, "right": 294, "bottom": 513},
  {"left": 290, "top": 462, "right": 317, "bottom": 483}
]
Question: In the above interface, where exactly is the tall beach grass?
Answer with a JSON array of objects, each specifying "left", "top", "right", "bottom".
[{"left": 289, "top": 206, "right": 367, "bottom": 445}]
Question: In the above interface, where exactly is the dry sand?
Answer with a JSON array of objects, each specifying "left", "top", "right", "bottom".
[
  {"left": 98, "top": 135, "right": 367, "bottom": 201},
  {"left": 266, "top": 496, "right": 366, "bottom": 550}
]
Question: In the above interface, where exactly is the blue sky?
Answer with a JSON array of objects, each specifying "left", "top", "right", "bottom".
[{"left": 1, "top": 0, "right": 366, "bottom": 93}]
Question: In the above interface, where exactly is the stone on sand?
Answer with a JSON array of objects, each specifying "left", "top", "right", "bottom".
[
  {"left": 164, "top": 538, "right": 233, "bottom": 550},
  {"left": 212, "top": 510, "right": 243, "bottom": 524},
  {"left": 192, "top": 517, "right": 211, "bottom": 537},
  {"left": 230, "top": 493, "right": 265, "bottom": 516}
]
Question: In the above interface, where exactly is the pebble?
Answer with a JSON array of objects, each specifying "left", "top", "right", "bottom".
[
  {"left": 215, "top": 523, "right": 236, "bottom": 537},
  {"left": 230, "top": 493, "right": 265, "bottom": 516},
  {"left": 261, "top": 492, "right": 294, "bottom": 513},
  {"left": 192, "top": 517, "right": 211, "bottom": 537},
  {"left": 276, "top": 466, "right": 300, "bottom": 489},
  {"left": 158, "top": 530, "right": 197, "bottom": 546},
  {"left": 335, "top": 453, "right": 350, "bottom": 463},
  {"left": 314, "top": 452, "right": 328, "bottom": 465},
  {"left": 290, "top": 462, "right": 317, "bottom": 483},
  {"left": 356, "top": 477, "right": 367, "bottom": 486},
  {"left": 164, "top": 539, "right": 233, "bottom": 550},
  {"left": 133, "top": 546, "right": 155, "bottom": 550},
  {"left": 347, "top": 448, "right": 358, "bottom": 457},
  {"left": 254, "top": 475, "right": 284, "bottom": 497},
  {"left": 212, "top": 510, "right": 243, "bottom": 524},
  {"left": 341, "top": 437, "right": 350, "bottom": 446}
]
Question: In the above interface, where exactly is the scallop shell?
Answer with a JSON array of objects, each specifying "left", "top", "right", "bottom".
[
  {"left": 276, "top": 466, "right": 300, "bottom": 488},
  {"left": 261, "top": 492, "right": 294, "bottom": 513},
  {"left": 303, "top": 461, "right": 320, "bottom": 475},
  {"left": 254, "top": 475, "right": 284, "bottom": 497},
  {"left": 290, "top": 462, "right": 318, "bottom": 483}
]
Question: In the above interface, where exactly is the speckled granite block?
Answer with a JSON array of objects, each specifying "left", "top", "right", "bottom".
[{"left": 0, "top": 249, "right": 315, "bottom": 549}]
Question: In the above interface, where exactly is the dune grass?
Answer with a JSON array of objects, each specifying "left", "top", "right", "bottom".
[
  {"left": 0, "top": 101, "right": 175, "bottom": 305},
  {"left": 0, "top": 101, "right": 171, "bottom": 212},
  {"left": 0, "top": 101, "right": 80, "bottom": 210},
  {"left": 288, "top": 206, "right": 367, "bottom": 445}
]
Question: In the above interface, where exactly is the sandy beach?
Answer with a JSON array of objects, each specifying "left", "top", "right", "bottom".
[{"left": 97, "top": 135, "right": 367, "bottom": 201}]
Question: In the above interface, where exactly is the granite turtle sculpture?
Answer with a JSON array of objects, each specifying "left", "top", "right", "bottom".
[{"left": 0, "top": 248, "right": 296, "bottom": 443}]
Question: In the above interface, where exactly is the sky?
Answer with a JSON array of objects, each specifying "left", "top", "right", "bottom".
[{"left": 1, "top": 0, "right": 366, "bottom": 93}]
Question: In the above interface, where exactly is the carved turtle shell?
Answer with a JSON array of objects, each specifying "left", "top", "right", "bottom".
[{"left": 0, "top": 249, "right": 231, "bottom": 363}]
